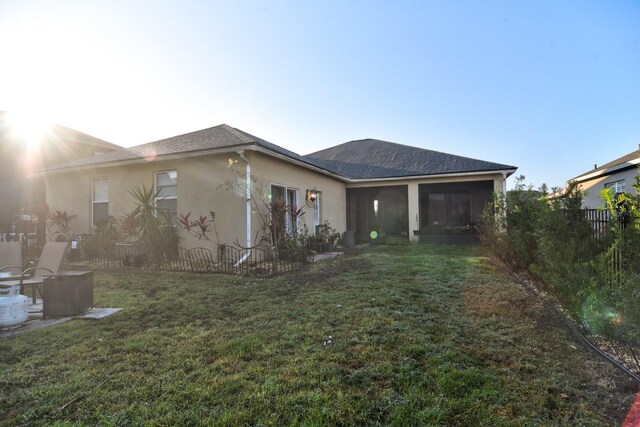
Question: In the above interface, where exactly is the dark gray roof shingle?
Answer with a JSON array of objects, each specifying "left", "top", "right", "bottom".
[
  {"left": 46, "top": 124, "right": 256, "bottom": 171},
  {"left": 46, "top": 126, "right": 517, "bottom": 179},
  {"left": 304, "top": 139, "right": 516, "bottom": 179}
]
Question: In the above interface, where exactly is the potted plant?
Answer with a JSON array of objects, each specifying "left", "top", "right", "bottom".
[{"left": 311, "top": 221, "right": 340, "bottom": 253}]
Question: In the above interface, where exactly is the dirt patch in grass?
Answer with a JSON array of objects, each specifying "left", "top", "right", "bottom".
[
  {"left": 462, "top": 284, "right": 538, "bottom": 318},
  {"left": 462, "top": 269, "right": 638, "bottom": 424}
]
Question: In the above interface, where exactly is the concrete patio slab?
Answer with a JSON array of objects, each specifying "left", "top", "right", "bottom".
[
  {"left": 0, "top": 304, "right": 123, "bottom": 340},
  {"left": 77, "top": 308, "right": 123, "bottom": 320},
  {"left": 313, "top": 252, "right": 343, "bottom": 262}
]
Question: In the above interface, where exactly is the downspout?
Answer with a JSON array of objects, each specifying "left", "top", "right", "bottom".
[
  {"left": 502, "top": 171, "right": 508, "bottom": 195},
  {"left": 235, "top": 150, "right": 252, "bottom": 266}
]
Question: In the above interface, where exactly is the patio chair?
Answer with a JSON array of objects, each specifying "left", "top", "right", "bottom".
[
  {"left": 0, "top": 241, "right": 22, "bottom": 275},
  {"left": 0, "top": 242, "right": 69, "bottom": 304}
]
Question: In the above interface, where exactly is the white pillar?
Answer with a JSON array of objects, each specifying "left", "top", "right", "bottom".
[{"left": 408, "top": 182, "right": 420, "bottom": 242}]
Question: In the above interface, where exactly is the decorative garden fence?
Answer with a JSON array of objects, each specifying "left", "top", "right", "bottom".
[{"left": 72, "top": 243, "right": 314, "bottom": 278}]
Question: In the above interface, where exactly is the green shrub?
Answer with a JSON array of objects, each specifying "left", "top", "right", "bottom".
[
  {"left": 479, "top": 176, "right": 547, "bottom": 271},
  {"left": 479, "top": 173, "right": 640, "bottom": 350}
]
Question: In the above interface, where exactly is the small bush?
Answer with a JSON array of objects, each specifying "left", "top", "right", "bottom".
[{"left": 479, "top": 174, "right": 640, "bottom": 353}]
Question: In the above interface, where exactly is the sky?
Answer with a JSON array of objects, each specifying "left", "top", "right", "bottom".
[{"left": 1, "top": 0, "right": 639, "bottom": 189}]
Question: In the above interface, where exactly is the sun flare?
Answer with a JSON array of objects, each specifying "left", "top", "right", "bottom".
[{"left": 4, "top": 109, "right": 55, "bottom": 149}]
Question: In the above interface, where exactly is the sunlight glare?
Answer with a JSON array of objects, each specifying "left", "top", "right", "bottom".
[{"left": 5, "top": 109, "right": 54, "bottom": 150}]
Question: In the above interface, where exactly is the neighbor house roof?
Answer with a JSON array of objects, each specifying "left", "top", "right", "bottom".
[
  {"left": 305, "top": 139, "right": 517, "bottom": 180},
  {"left": 43, "top": 124, "right": 517, "bottom": 181},
  {"left": 572, "top": 149, "right": 640, "bottom": 183},
  {"left": 0, "top": 111, "right": 120, "bottom": 152},
  {"left": 47, "top": 124, "right": 121, "bottom": 151},
  {"left": 550, "top": 148, "right": 640, "bottom": 200}
]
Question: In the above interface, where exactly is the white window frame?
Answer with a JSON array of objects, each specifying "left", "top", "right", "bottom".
[
  {"left": 313, "top": 191, "right": 322, "bottom": 233},
  {"left": 605, "top": 179, "right": 626, "bottom": 194},
  {"left": 286, "top": 188, "right": 299, "bottom": 233},
  {"left": 270, "top": 183, "right": 299, "bottom": 234},
  {"left": 154, "top": 170, "right": 178, "bottom": 224},
  {"left": 91, "top": 177, "right": 109, "bottom": 228}
]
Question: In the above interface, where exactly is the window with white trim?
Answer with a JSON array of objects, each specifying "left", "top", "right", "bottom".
[
  {"left": 270, "top": 184, "right": 299, "bottom": 234},
  {"left": 155, "top": 170, "right": 178, "bottom": 225},
  {"left": 286, "top": 188, "right": 298, "bottom": 233},
  {"left": 92, "top": 177, "right": 109, "bottom": 227},
  {"left": 605, "top": 180, "right": 626, "bottom": 194},
  {"left": 313, "top": 192, "right": 322, "bottom": 233}
]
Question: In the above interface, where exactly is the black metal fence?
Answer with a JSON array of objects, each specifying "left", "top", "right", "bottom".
[
  {"left": 583, "top": 208, "right": 627, "bottom": 283},
  {"left": 583, "top": 208, "right": 612, "bottom": 240},
  {"left": 561, "top": 208, "right": 640, "bottom": 378},
  {"left": 69, "top": 243, "right": 314, "bottom": 278}
]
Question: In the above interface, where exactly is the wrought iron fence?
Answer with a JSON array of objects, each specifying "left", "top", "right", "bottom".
[
  {"left": 556, "top": 208, "right": 640, "bottom": 379},
  {"left": 583, "top": 208, "right": 612, "bottom": 241},
  {"left": 582, "top": 208, "right": 629, "bottom": 283},
  {"left": 69, "top": 243, "right": 314, "bottom": 278}
]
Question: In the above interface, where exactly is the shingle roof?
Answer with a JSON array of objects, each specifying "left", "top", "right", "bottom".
[
  {"left": 47, "top": 124, "right": 121, "bottom": 151},
  {"left": 45, "top": 124, "right": 259, "bottom": 172},
  {"left": 304, "top": 139, "right": 516, "bottom": 179},
  {"left": 0, "top": 111, "right": 120, "bottom": 151},
  {"left": 45, "top": 125, "right": 517, "bottom": 179}
]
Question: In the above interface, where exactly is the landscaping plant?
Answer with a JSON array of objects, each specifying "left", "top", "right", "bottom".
[
  {"left": 479, "top": 171, "right": 640, "bottom": 369},
  {"left": 177, "top": 159, "right": 313, "bottom": 266},
  {"left": 123, "top": 184, "right": 179, "bottom": 264}
]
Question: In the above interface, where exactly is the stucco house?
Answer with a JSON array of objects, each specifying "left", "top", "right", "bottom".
[
  {"left": 0, "top": 111, "right": 121, "bottom": 237},
  {"left": 556, "top": 148, "right": 639, "bottom": 208},
  {"left": 42, "top": 124, "right": 516, "bottom": 250}
]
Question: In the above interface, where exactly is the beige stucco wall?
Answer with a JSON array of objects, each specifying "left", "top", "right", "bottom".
[
  {"left": 44, "top": 150, "right": 347, "bottom": 251},
  {"left": 247, "top": 151, "right": 347, "bottom": 234},
  {"left": 45, "top": 155, "right": 246, "bottom": 250},
  {"left": 578, "top": 168, "right": 638, "bottom": 208}
]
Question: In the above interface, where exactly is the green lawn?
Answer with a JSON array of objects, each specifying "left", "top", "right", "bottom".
[{"left": 0, "top": 244, "right": 636, "bottom": 426}]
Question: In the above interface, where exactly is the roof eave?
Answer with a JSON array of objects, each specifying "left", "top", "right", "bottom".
[
  {"left": 35, "top": 143, "right": 254, "bottom": 176},
  {"left": 249, "top": 146, "right": 350, "bottom": 182},
  {"left": 346, "top": 168, "right": 518, "bottom": 183},
  {"left": 571, "top": 158, "right": 640, "bottom": 184},
  {"left": 37, "top": 140, "right": 516, "bottom": 186},
  {"left": 36, "top": 142, "right": 351, "bottom": 182}
]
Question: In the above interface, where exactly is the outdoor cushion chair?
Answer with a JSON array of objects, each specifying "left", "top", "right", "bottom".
[
  {"left": 0, "top": 242, "right": 69, "bottom": 304},
  {"left": 0, "top": 241, "right": 22, "bottom": 276}
]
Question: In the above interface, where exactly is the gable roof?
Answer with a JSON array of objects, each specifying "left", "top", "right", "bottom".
[
  {"left": 44, "top": 125, "right": 517, "bottom": 180},
  {"left": 0, "top": 111, "right": 120, "bottom": 152},
  {"left": 47, "top": 124, "right": 121, "bottom": 151},
  {"left": 572, "top": 149, "right": 640, "bottom": 182},
  {"left": 550, "top": 148, "right": 640, "bottom": 200},
  {"left": 305, "top": 139, "right": 516, "bottom": 179},
  {"left": 44, "top": 124, "right": 279, "bottom": 172}
]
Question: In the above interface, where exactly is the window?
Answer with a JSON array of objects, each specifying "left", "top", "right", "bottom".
[
  {"left": 313, "top": 192, "right": 321, "bottom": 232},
  {"left": 605, "top": 180, "right": 626, "bottom": 194},
  {"left": 270, "top": 184, "right": 299, "bottom": 234},
  {"left": 155, "top": 170, "right": 177, "bottom": 225},
  {"left": 427, "top": 191, "right": 471, "bottom": 227},
  {"left": 286, "top": 188, "right": 298, "bottom": 233},
  {"left": 92, "top": 178, "right": 109, "bottom": 227}
]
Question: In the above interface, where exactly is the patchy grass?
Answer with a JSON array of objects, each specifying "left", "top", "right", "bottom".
[{"left": 0, "top": 244, "right": 636, "bottom": 426}]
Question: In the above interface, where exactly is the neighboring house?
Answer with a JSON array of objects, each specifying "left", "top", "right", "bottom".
[
  {"left": 0, "top": 111, "right": 121, "bottom": 236},
  {"left": 42, "top": 124, "right": 516, "bottom": 249},
  {"left": 556, "top": 149, "right": 639, "bottom": 208}
]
